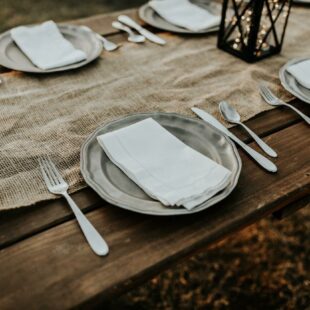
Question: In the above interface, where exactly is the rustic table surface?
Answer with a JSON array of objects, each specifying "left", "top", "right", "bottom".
[{"left": 0, "top": 8, "right": 309, "bottom": 310}]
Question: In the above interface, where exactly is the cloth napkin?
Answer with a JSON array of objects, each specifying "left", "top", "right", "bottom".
[
  {"left": 97, "top": 118, "right": 231, "bottom": 210},
  {"left": 11, "top": 20, "right": 87, "bottom": 70},
  {"left": 286, "top": 59, "right": 310, "bottom": 89},
  {"left": 149, "top": 0, "right": 220, "bottom": 32}
]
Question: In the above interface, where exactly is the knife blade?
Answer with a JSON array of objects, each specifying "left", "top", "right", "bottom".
[
  {"left": 191, "top": 107, "right": 277, "bottom": 173},
  {"left": 118, "top": 15, "right": 166, "bottom": 45}
]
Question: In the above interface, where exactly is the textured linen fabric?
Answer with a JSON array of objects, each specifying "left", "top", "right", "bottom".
[
  {"left": 11, "top": 21, "right": 87, "bottom": 70},
  {"left": 0, "top": 7, "right": 308, "bottom": 210},
  {"left": 149, "top": 0, "right": 220, "bottom": 31},
  {"left": 286, "top": 59, "right": 310, "bottom": 89},
  {"left": 97, "top": 118, "right": 231, "bottom": 209}
]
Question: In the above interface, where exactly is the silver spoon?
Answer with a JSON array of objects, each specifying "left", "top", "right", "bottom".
[
  {"left": 219, "top": 101, "right": 278, "bottom": 158},
  {"left": 81, "top": 26, "right": 120, "bottom": 52},
  {"left": 112, "top": 21, "right": 145, "bottom": 43}
]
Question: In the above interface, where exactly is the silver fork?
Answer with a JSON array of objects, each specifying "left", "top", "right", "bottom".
[
  {"left": 39, "top": 157, "right": 109, "bottom": 256},
  {"left": 259, "top": 84, "right": 310, "bottom": 125}
]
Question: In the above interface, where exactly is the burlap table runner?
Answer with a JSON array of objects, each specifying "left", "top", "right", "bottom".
[{"left": 0, "top": 7, "right": 308, "bottom": 210}]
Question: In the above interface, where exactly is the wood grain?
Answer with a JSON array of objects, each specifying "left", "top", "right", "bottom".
[{"left": 0, "top": 123, "right": 308, "bottom": 309}]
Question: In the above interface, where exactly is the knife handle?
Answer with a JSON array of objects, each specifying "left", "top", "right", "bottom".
[
  {"left": 118, "top": 15, "right": 142, "bottom": 31},
  {"left": 230, "top": 135, "right": 278, "bottom": 173}
]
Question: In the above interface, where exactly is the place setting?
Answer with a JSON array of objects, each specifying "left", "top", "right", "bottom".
[
  {"left": 0, "top": 0, "right": 309, "bottom": 260},
  {"left": 0, "top": 15, "right": 167, "bottom": 73},
  {"left": 0, "top": 20, "right": 103, "bottom": 73}
]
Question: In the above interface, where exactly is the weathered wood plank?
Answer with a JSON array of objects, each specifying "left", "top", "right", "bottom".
[
  {"left": 0, "top": 188, "right": 101, "bottom": 249},
  {"left": 0, "top": 104, "right": 308, "bottom": 249},
  {"left": 273, "top": 196, "right": 309, "bottom": 220},
  {"left": 0, "top": 122, "right": 308, "bottom": 310}
]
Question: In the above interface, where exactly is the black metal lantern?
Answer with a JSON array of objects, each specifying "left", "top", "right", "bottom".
[{"left": 217, "top": 0, "right": 293, "bottom": 63}]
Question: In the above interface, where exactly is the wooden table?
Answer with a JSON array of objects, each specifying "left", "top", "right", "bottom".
[{"left": 0, "top": 9, "right": 309, "bottom": 310}]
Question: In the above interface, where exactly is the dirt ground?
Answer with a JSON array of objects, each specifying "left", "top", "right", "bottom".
[
  {"left": 1, "top": 1, "right": 309, "bottom": 309},
  {"left": 108, "top": 206, "right": 309, "bottom": 310}
]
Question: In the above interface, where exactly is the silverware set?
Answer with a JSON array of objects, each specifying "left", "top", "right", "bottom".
[
  {"left": 117, "top": 15, "right": 166, "bottom": 45},
  {"left": 91, "top": 15, "right": 166, "bottom": 52},
  {"left": 192, "top": 107, "right": 278, "bottom": 173},
  {"left": 192, "top": 83, "right": 309, "bottom": 174},
  {"left": 81, "top": 25, "right": 120, "bottom": 52},
  {"left": 112, "top": 21, "right": 145, "bottom": 43}
]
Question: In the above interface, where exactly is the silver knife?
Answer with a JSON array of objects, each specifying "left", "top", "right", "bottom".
[
  {"left": 191, "top": 107, "right": 277, "bottom": 173},
  {"left": 118, "top": 15, "right": 166, "bottom": 45}
]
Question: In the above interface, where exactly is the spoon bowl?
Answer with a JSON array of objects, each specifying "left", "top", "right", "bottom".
[
  {"left": 112, "top": 21, "right": 145, "bottom": 43},
  {"left": 219, "top": 101, "right": 241, "bottom": 123},
  {"left": 81, "top": 26, "right": 120, "bottom": 52},
  {"left": 128, "top": 34, "right": 146, "bottom": 43},
  {"left": 219, "top": 100, "right": 278, "bottom": 158}
]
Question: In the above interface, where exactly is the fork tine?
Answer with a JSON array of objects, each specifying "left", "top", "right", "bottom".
[
  {"left": 259, "top": 84, "right": 272, "bottom": 102},
  {"left": 42, "top": 157, "right": 59, "bottom": 185},
  {"left": 42, "top": 157, "right": 61, "bottom": 185},
  {"left": 45, "top": 157, "right": 65, "bottom": 184},
  {"left": 39, "top": 158, "right": 55, "bottom": 188}
]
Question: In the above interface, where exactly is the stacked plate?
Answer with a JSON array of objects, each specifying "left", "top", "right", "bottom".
[
  {"left": 280, "top": 58, "right": 310, "bottom": 104},
  {"left": 81, "top": 112, "right": 241, "bottom": 216},
  {"left": 0, "top": 24, "right": 102, "bottom": 73},
  {"left": 138, "top": 0, "right": 222, "bottom": 34}
]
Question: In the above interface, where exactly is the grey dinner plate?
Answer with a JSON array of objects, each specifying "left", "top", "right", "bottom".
[
  {"left": 279, "top": 57, "right": 310, "bottom": 104},
  {"left": 138, "top": 1, "right": 221, "bottom": 34},
  {"left": 0, "top": 24, "right": 103, "bottom": 73},
  {"left": 80, "top": 112, "right": 241, "bottom": 216}
]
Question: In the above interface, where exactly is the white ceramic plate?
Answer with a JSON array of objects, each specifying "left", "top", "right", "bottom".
[
  {"left": 0, "top": 24, "right": 103, "bottom": 73},
  {"left": 81, "top": 112, "right": 242, "bottom": 216}
]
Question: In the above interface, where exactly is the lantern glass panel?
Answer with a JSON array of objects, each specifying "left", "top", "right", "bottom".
[{"left": 218, "top": 0, "right": 292, "bottom": 62}]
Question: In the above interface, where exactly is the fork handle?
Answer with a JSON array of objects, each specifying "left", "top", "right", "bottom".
[
  {"left": 112, "top": 21, "right": 133, "bottom": 35},
  {"left": 63, "top": 192, "right": 109, "bottom": 256},
  {"left": 282, "top": 103, "right": 310, "bottom": 125}
]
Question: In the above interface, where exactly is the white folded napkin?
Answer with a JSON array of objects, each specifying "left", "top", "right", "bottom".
[
  {"left": 149, "top": 0, "right": 220, "bottom": 32},
  {"left": 97, "top": 118, "right": 231, "bottom": 210},
  {"left": 11, "top": 20, "right": 87, "bottom": 70},
  {"left": 286, "top": 59, "right": 310, "bottom": 89}
]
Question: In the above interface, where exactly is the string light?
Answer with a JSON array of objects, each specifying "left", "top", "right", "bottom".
[{"left": 229, "top": 0, "right": 289, "bottom": 55}]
